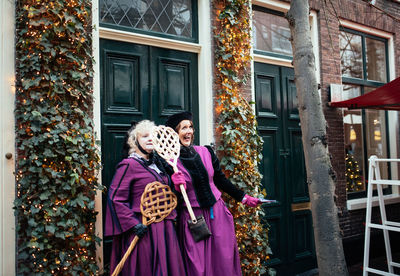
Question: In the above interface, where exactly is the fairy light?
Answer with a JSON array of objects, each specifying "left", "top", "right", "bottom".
[
  {"left": 214, "top": 0, "right": 271, "bottom": 274},
  {"left": 15, "top": 0, "right": 101, "bottom": 274}
]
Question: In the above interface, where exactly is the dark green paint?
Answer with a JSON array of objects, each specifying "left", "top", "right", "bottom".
[
  {"left": 254, "top": 63, "right": 316, "bottom": 275},
  {"left": 100, "top": 39, "right": 198, "bottom": 270}
]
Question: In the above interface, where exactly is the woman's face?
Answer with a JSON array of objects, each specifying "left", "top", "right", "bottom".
[
  {"left": 137, "top": 131, "right": 153, "bottom": 153},
  {"left": 177, "top": 120, "right": 194, "bottom": 147}
]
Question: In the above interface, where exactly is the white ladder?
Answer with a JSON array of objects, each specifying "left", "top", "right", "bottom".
[{"left": 363, "top": 155, "right": 400, "bottom": 276}]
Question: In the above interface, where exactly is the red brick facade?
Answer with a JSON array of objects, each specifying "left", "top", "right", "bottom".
[
  {"left": 210, "top": 1, "right": 400, "bottom": 266},
  {"left": 309, "top": 0, "right": 400, "bottom": 241}
]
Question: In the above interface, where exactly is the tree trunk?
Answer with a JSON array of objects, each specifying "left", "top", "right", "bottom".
[{"left": 286, "top": 1, "right": 348, "bottom": 275}]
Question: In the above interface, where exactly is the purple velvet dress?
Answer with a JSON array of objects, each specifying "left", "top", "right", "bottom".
[
  {"left": 176, "top": 146, "right": 242, "bottom": 276},
  {"left": 104, "top": 157, "right": 186, "bottom": 276}
]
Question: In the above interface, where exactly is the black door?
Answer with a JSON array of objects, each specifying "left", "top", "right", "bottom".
[
  {"left": 100, "top": 38, "right": 198, "bottom": 270},
  {"left": 254, "top": 62, "right": 317, "bottom": 274}
]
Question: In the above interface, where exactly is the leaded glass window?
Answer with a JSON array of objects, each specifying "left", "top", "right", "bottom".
[{"left": 99, "top": 0, "right": 195, "bottom": 40}]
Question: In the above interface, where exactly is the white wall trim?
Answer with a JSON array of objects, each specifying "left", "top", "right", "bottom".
[
  {"left": 99, "top": 27, "right": 202, "bottom": 54},
  {"left": 339, "top": 19, "right": 394, "bottom": 40},
  {"left": 92, "top": 0, "right": 103, "bottom": 271},
  {"left": 347, "top": 194, "right": 400, "bottom": 210},
  {"left": 252, "top": 0, "right": 290, "bottom": 12},
  {"left": 0, "top": 0, "right": 16, "bottom": 274},
  {"left": 197, "top": 0, "right": 214, "bottom": 146},
  {"left": 253, "top": 54, "right": 293, "bottom": 68}
]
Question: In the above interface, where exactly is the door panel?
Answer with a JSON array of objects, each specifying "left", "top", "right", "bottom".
[
  {"left": 293, "top": 211, "right": 314, "bottom": 260},
  {"left": 105, "top": 56, "right": 140, "bottom": 114},
  {"left": 255, "top": 63, "right": 316, "bottom": 274},
  {"left": 100, "top": 39, "right": 198, "bottom": 271},
  {"left": 289, "top": 129, "right": 308, "bottom": 200},
  {"left": 151, "top": 47, "right": 198, "bottom": 126},
  {"left": 260, "top": 130, "right": 279, "bottom": 198}
]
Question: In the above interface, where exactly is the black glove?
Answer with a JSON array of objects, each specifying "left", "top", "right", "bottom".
[{"left": 132, "top": 223, "right": 148, "bottom": 238}]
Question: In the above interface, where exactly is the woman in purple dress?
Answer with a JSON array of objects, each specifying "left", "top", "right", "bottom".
[
  {"left": 104, "top": 120, "right": 186, "bottom": 276},
  {"left": 165, "top": 112, "right": 262, "bottom": 276}
]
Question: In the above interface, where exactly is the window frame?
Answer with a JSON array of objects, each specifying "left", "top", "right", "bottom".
[
  {"left": 98, "top": 0, "right": 199, "bottom": 43},
  {"left": 252, "top": 5, "right": 293, "bottom": 61},
  {"left": 340, "top": 27, "right": 392, "bottom": 200}
]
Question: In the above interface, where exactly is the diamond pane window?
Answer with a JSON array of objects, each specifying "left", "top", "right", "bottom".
[{"left": 100, "top": 0, "right": 194, "bottom": 40}]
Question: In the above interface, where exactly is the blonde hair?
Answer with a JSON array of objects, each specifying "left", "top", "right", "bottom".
[{"left": 126, "top": 120, "right": 155, "bottom": 155}]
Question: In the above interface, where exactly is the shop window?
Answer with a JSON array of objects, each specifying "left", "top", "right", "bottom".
[
  {"left": 252, "top": 6, "right": 292, "bottom": 59},
  {"left": 99, "top": 0, "right": 197, "bottom": 42},
  {"left": 340, "top": 28, "right": 389, "bottom": 197}
]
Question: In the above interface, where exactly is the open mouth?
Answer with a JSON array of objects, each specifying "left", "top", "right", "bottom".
[{"left": 183, "top": 135, "right": 192, "bottom": 144}]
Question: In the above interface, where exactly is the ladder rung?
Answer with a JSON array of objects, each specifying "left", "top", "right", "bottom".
[
  {"left": 367, "top": 223, "right": 400, "bottom": 232},
  {"left": 390, "top": 261, "right": 400, "bottom": 268},
  {"left": 370, "top": 180, "right": 400, "bottom": 186},
  {"left": 365, "top": 267, "right": 398, "bottom": 276},
  {"left": 385, "top": 221, "right": 400, "bottom": 228}
]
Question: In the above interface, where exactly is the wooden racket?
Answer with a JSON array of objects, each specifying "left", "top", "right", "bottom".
[
  {"left": 111, "top": 181, "right": 177, "bottom": 276},
  {"left": 152, "top": 125, "right": 198, "bottom": 223}
]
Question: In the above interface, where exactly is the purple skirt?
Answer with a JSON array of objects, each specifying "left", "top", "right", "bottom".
[
  {"left": 178, "top": 199, "right": 242, "bottom": 276},
  {"left": 109, "top": 218, "right": 186, "bottom": 276}
]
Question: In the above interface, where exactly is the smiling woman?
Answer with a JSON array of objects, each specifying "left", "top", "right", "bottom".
[
  {"left": 104, "top": 119, "right": 186, "bottom": 275},
  {"left": 165, "top": 111, "right": 263, "bottom": 276}
]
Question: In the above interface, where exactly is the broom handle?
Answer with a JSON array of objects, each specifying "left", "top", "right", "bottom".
[
  {"left": 111, "top": 218, "right": 146, "bottom": 276},
  {"left": 172, "top": 164, "right": 197, "bottom": 223}
]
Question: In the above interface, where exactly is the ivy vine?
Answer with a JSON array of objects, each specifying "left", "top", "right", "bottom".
[
  {"left": 14, "top": 0, "right": 101, "bottom": 274},
  {"left": 213, "top": 0, "right": 271, "bottom": 274}
]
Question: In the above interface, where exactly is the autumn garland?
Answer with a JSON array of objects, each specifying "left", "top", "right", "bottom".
[
  {"left": 14, "top": 0, "right": 101, "bottom": 274},
  {"left": 213, "top": 0, "right": 271, "bottom": 274}
]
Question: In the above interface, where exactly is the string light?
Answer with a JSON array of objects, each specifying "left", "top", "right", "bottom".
[
  {"left": 214, "top": 0, "right": 271, "bottom": 274},
  {"left": 15, "top": 0, "right": 101, "bottom": 274}
]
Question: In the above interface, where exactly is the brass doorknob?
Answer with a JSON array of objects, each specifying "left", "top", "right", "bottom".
[{"left": 5, "top": 153, "right": 12, "bottom": 159}]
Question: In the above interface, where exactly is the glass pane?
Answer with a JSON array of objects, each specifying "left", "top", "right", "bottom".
[
  {"left": 252, "top": 10, "right": 292, "bottom": 56},
  {"left": 364, "top": 87, "right": 389, "bottom": 182},
  {"left": 344, "top": 109, "right": 365, "bottom": 192},
  {"left": 340, "top": 31, "right": 363, "bottom": 79},
  {"left": 343, "top": 85, "right": 365, "bottom": 192},
  {"left": 366, "top": 37, "right": 387, "bottom": 82},
  {"left": 99, "top": 0, "right": 193, "bottom": 39}
]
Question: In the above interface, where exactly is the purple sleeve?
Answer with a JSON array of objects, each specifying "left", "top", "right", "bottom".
[{"left": 104, "top": 161, "right": 140, "bottom": 236}]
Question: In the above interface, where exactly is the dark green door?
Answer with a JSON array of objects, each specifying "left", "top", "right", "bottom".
[
  {"left": 254, "top": 63, "right": 316, "bottom": 275},
  {"left": 100, "top": 38, "right": 198, "bottom": 270}
]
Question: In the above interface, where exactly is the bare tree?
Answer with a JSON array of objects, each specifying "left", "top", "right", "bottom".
[{"left": 286, "top": 1, "right": 348, "bottom": 275}]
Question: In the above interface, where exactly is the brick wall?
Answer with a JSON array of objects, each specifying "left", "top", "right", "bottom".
[
  {"left": 210, "top": 0, "right": 400, "bottom": 242},
  {"left": 308, "top": 0, "right": 400, "bottom": 240}
]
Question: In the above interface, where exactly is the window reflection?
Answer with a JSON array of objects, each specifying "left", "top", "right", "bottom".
[
  {"left": 364, "top": 87, "right": 388, "bottom": 181},
  {"left": 343, "top": 85, "right": 365, "bottom": 192},
  {"left": 252, "top": 9, "right": 292, "bottom": 56},
  {"left": 340, "top": 32, "right": 363, "bottom": 79},
  {"left": 366, "top": 38, "right": 387, "bottom": 82}
]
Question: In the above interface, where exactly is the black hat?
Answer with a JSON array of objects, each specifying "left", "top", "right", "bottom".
[{"left": 165, "top": 111, "right": 193, "bottom": 130}]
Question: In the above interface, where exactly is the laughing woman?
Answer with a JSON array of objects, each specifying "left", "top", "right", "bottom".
[
  {"left": 165, "top": 112, "right": 262, "bottom": 276},
  {"left": 104, "top": 120, "right": 186, "bottom": 276}
]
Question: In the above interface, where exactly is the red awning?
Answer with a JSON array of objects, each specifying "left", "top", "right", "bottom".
[{"left": 329, "top": 77, "right": 400, "bottom": 110}]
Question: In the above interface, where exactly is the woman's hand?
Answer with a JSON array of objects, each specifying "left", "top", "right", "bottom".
[
  {"left": 241, "top": 194, "right": 262, "bottom": 207},
  {"left": 132, "top": 223, "right": 148, "bottom": 238},
  {"left": 171, "top": 171, "right": 186, "bottom": 191}
]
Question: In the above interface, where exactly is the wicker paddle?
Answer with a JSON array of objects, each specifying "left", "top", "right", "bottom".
[
  {"left": 152, "top": 125, "right": 197, "bottom": 223},
  {"left": 111, "top": 181, "right": 177, "bottom": 276}
]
